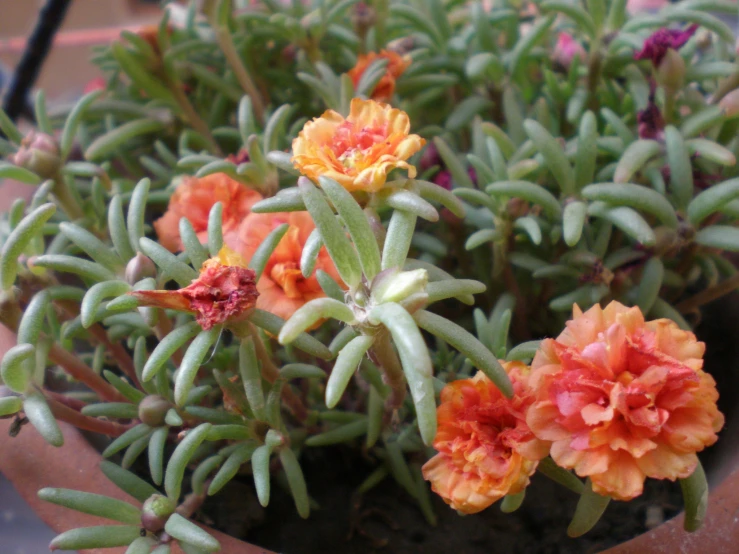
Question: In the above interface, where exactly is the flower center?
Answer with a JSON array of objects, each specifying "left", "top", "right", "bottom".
[
  {"left": 333, "top": 121, "right": 387, "bottom": 167},
  {"left": 271, "top": 262, "right": 305, "bottom": 299}
]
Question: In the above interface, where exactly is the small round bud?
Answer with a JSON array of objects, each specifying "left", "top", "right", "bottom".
[
  {"left": 372, "top": 269, "right": 428, "bottom": 304},
  {"left": 141, "top": 494, "right": 176, "bottom": 533},
  {"left": 656, "top": 48, "right": 686, "bottom": 91},
  {"left": 126, "top": 253, "right": 157, "bottom": 285},
  {"left": 138, "top": 395, "right": 172, "bottom": 427},
  {"left": 10, "top": 131, "right": 61, "bottom": 179}
]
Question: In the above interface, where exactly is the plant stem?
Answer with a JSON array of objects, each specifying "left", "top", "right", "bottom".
[
  {"left": 676, "top": 272, "right": 739, "bottom": 314},
  {"left": 56, "top": 300, "right": 139, "bottom": 387},
  {"left": 176, "top": 487, "right": 208, "bottom": 519},
  {"left": 52, "top": 174, "right": 84, "bottom": 220},
  {"left": 48, "top": 343, "right": 128, "bottom": 402},
  {"left": 46, "top": 393, "right": 131, "bottom": 436},
  {"left": 368, "top": 332, "right": 406, "bottom": 412},
  {"left": 154, "top": 310, "right": 183, "bottom": 366},
  {"left": 503, "top": 263, "right": 530, "bottom": 341},
  {"left": 45, "top": 389, "right": 86, "bottom": 411},
  {"left": 248, "top": 324, "right": 307, "bottom": 421},
  {"left": 586, "top": 47, "right": 603, "bottom": 112},
  {"left": 373, "top": 0, "right": 389, "bottom": 49},
  {"left": 169, "top": 81, "right": 223, "bottom": 156},
  {"left": 210, "top": 20, "right": 265, "bottom": 125}
]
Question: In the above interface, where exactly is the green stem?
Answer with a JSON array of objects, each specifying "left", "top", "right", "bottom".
[
  {"left": 664, "top": 88, "right": 677, "bottom": 125},
  {"left": 368, "top": 332, "right": 406, "bottom": 412},
  {"left": 373, "top": 0, "right": 388, "bottom": 49},
  {"left": 210, "top": 20, "right": 265, "bottom": 126},
  {"left": 52, "top": 175, "right": 84, "bottom": 221},
  {"left": 586, "top": 47, "right": 603, "bottom": 112},
  {"left": 169, "top": 81, "right": 223, "bottom": 156}
]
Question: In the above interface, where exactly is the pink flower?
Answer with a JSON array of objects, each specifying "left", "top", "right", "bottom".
[
  {"left": 526, "top": 302, "right": 724, "bottom": 501},
  {"left": 553, "top": 33, "right": 586, "bottom": 69},
  {"left": 634, "top": 25, "right": 698, "bottom": 66}
]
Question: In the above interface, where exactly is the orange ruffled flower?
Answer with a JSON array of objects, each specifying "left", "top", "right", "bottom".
[
  {"left": 236, "top": 212, "right": 343, "bottom": 321},
  {"left": 291, "top": 98, "right": 425, "bottom": 192},
  {"left": 131, "top": 247, "right": 258, "bottom": 330},
  {"left": 154, "top": 173, "right": 263, "bottom": 253},
  {"left": 347, "top": 50, "right": 411, "bottom": 102},
  {"left": 526, "top": 301, "right": 724, "bottom": 501},
  {"left": 422, "top": 363, "right": 548, "bottom": 514}
]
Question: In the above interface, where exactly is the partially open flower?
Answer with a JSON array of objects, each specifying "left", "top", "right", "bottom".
[
  {"left": 154, "top": 173, "right": 263, "bottom": 253},
  {"left": 634, "top": 25, "right": 698, "bottom": 67},
  {"left": 526, "top": 301, "right": 724, "bottom": 501},
  {"left": 291, "top": 98, "right": 425, "bottom": 192},
  {"left": 422, "top": 363, "right": 548, "bottom": 514},
  {"left": 347, "top": 50, "right": 411, "bottom": 102},
  {"left": 236, "top": 212, "right": 343, "bottom": 321},
  {"left": 131, "top": 247, "right": 258, "bottom": 330}
]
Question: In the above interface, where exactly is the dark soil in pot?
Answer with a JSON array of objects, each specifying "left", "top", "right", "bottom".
[{"left": 194, "top": 293, "right": 739, "bottom": 554}]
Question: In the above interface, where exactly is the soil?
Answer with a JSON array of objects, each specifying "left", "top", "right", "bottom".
[
  {"left": 201, "top": 446, "right": 683, "bottom": 554},
  {"left": 195, "top": 293, "right": 739, "bottom": 554}
]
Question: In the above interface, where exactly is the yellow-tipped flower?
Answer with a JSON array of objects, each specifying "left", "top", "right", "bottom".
[{"left": 291, "top": 98, "right": 425, "bottom": 193}]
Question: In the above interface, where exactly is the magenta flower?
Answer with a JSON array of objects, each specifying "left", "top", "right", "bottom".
[{"left": 634, "top": 25, "right": 698, "bottom": 66}]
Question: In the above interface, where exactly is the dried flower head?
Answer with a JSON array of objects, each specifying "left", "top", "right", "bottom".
[
  {"left": 634, "top": 25, "right": 698, "bottom": 66},
  {"left": 526, "top": 301, "right": 724, "bottom": 500},
  {"left": 291, "top": 98, "right": 425, "bottom": 192},
  {"left": 131, "top": 247, "right": 258, "bottom": 330},
  {"left": 347, "top": 50, "right": 411, "bottom": 102},
  {"left": 154, "top": 173, "right": 262, "bottom": 253},
  {"left": 422, "top": 363, "right": 548, "bottom": 514},
  {"left": 237, "top": 212, "right": 343, "bottom": 321}
]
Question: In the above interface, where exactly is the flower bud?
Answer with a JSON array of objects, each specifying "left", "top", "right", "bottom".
[
  {"left": 656, "top": 48, "right": 686, "bottom": 91},
  {"left": 373, "top": 268, "right": 428, "bottom": 304},
  {"left": 10, "top": 131, "right": 61, "bottom": 179},
  {"left": 387, "top": 36, "right": 415, "bottom": 56},
  {"left": 138, "top": 395, "right": 172, "bottom": 427},
  {"left": 351, "top": 2, "right": 376, "bottom": 34},
  {"left": 719, "top": 88, "right": 739, "bottom": 119},
  {"left": 125, "top": 253, "right": 158, "bottom": 284},
  {"left": 141, "top": 494, "right": 176, "bottom": 533}
]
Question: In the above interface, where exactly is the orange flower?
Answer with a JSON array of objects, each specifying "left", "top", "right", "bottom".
[
  {"left": 347, "top": 50, "right": 411, "bottom": 102},
  {"left": 422, "top": 363, "right": 548, "bottom": 514},
  {"left": 236, "top": 212, "right": 343, "bottom": 321},
  {"left": 154, "top": 173, "right": 262, "bottom": 253},
  {"left": 291, "top": 98, "right": 425, "bottom": 192},
  {"left": 131, "top": 247, "right": 258, "bottom": 330},
  {"left": 526, "top": 301, "right": 724, "bottom": 501}
]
